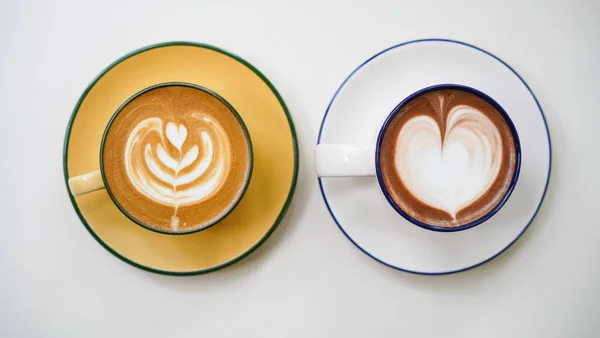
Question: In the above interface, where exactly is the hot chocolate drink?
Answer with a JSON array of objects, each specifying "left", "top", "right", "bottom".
[
  {"left": 102, "top": 84, "right": 252, "bottom": 233},
  {"left": 378, "top": 87, "right": 518, "bottom": 228}
]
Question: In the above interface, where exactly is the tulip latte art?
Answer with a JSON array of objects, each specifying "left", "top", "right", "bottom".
[
  {"left": 103, "top": 85, "right": 251, "bottom": 232},
  {"left": 379, "top": 88, "right": 518, "bottom": 227}
]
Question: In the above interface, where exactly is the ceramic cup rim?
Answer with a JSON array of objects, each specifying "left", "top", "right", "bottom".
[
  {"left": 374, "top": 83, "right": 522, "bottom": 233},
  {"left": 99, "top": 81, "right": 254, "bottom": 235}
]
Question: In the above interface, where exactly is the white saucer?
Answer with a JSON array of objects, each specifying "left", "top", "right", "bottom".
[{"left": 317, "top": 39, "right": 551, "bottom": 275}]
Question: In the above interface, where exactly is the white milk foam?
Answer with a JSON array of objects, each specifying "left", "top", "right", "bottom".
[
  {"left": 394, "top": 105, "right": 503, "bottom": 218},
  {"left": 124, "top": 115, "right": 230, "bottom": 228}
]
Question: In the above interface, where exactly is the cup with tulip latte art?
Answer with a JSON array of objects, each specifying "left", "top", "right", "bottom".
[
  {"left": 67, "top": 83, "right": 253, "bottom": 234},
  {"left": 316, "top": 84, "right": 521, "bottom": 232}
]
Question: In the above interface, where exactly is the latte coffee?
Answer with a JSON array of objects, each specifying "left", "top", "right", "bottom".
[
  {"left": 102, "top": 84, "right": 252, "bottom": 233},
  {"left": 378, "top": 87, "right": 519, "bottom": 228}
]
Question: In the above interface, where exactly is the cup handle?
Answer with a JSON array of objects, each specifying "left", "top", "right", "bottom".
[
  {"left": 316, "top": 144, "right": 376, "bottom": 177},
  {"left": 68, "top": 170, "right": 105, "bottom": 196}
]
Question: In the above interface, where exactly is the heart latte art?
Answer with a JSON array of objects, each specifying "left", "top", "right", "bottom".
[
  {"left": 396, "top": 106, "right": 502, "bottom": 218},
  {"left": 379, "top": 88, "right": 518, "bottom": 228},
  {"left": 102, "top": 85, "right": 251, "bottom": 233}
]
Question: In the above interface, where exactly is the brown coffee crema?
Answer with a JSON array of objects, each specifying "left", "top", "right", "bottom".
[
  {"left": 102, "top": 85, "right": 251, "bottom": 232},
  {"left": 379, "top": 89, "right": 517, "bottom": 227}
]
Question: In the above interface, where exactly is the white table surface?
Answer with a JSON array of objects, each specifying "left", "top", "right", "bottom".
[{"left": 1, "top": 0, "right": 599, "bottom": 337}]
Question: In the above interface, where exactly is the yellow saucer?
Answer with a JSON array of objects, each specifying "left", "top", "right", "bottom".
[{"left": 63, "top": 42, "right": 298, "bottom": 275}]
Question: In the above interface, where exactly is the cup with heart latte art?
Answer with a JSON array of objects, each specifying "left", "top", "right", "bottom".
[
  {"left": 316, "top": 84, "right": 521, "bottom": 232},
  {"left": 67, "top": 82, "right": 253, "bottom": 234}
]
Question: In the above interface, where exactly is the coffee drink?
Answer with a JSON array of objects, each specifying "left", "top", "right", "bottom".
[
  {"left": 378, "top": 88, "right": 518, "bottom": 228},
  {"left": 102, "top": 84, "right": 252, "bottom": 233}
]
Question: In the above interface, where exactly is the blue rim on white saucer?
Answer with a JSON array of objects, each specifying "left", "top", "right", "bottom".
[
  {"left": 317, "top": 39, "right": 551, "bottom": 275},
  {"left": 375, "top": 84, "right": 522, "bottom": 233}
]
